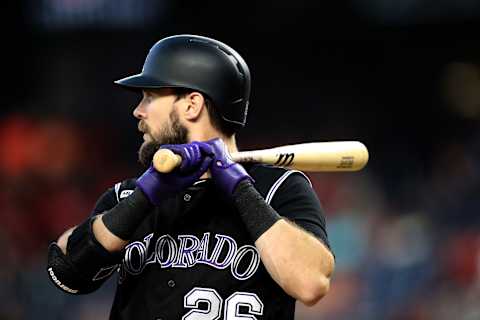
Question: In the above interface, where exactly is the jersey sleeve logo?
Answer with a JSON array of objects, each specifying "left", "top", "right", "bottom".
[{"left": 119, "top": 189, "right": 134, "bottom": 199}]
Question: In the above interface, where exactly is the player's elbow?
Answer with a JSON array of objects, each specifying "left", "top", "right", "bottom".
[
  {"left": 298, "top": 251, "right": 335, "bottom": 306},
  {"left": 297, "top": 274, "right": 331, "bottom": 306}
]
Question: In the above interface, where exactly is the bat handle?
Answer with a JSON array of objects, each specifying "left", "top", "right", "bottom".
[{"left": 153, "top": 149, "right": 182, "bottom": 173}]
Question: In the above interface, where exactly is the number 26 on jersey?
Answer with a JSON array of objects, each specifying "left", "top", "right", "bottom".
[{"left": 183, "top": 287, "right": 264, "bottom": 320}]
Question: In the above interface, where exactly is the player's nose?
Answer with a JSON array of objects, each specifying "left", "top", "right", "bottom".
[{"left": 133, "top": 103, "right": 146, "bottom": 120}]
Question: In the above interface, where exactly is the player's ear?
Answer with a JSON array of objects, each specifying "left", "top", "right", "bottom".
[{"left": 182, "top": 91, "right": 205, "bottom": 121}]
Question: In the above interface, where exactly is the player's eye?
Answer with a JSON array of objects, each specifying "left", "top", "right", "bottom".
[{"left": 143, "top": 93, "right": 153, "bottom": 103}]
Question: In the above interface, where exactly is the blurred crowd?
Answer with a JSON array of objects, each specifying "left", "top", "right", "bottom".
[
  {"left": 0, "top": 112, "right": 478, "bottom": 320},
  {"left": 0, "top": 114, "right": 132, "bottom": 319}
]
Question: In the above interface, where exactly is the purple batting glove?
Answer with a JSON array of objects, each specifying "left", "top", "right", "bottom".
[
  {"left": 136, "top": 141, "right": 214, "bottom": 205},
  {"left": 206, "top": 138, "right": 253, "bottom": 195},
  {"left": 163, "top": 141, "right": 214, "bottom": 173}
]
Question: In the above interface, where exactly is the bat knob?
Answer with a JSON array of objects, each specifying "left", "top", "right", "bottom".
[{"left": 153, "top": 149, "right": 182, "bottom": 173}]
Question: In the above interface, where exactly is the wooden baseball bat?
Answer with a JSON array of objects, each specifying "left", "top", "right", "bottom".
[{"left": 153, "top": 141, "right": 369, "bottom": 173}]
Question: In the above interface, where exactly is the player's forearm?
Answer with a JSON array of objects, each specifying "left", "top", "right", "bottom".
[
  {"left": 57, "top": 226, "right": 77, "bottom": 254},
  {"left": 233, "top": 180, "right": 334, "bottom": 305},
  {"left": 57, "top": 188, "right": 151, "bottom": 254},
  {"left": 92, "top": 215, "right": 129, "bottom": 252},
  {"left": 255, "top": 220, "right": 334, "bottom": 305},
  {"left": 57, "top": 220, "right": 127, "bottom": 254},
  {"left": 92, "top": 187, "right": 153, "bottom": 252}
]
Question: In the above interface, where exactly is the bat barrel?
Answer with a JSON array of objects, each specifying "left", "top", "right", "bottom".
[{"left": 233, "top": 141, "right": 369, "bottom": 172}]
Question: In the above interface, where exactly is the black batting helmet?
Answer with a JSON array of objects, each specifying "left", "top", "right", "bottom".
[{"left": 115, "top": 34, "right": 251, "bottom": 128}]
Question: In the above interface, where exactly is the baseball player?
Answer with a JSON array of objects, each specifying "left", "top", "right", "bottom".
[{"left": 47, "top": 34, "right": 335, "bottom": 319}]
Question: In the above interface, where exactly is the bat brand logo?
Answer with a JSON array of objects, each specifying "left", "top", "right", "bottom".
[
  {"left": 337, "top": 156, "right": 354, "bottom": 168},
  {"left": 274, "top": 153, "right": 295, "bottom": 166}
]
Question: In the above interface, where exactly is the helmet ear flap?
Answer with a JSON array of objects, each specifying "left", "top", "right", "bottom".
[{"left": 114, "top": 34, "right": 251, "bottom": 130}]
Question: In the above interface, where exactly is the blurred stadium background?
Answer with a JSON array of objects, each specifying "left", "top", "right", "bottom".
[{"left": 2, "top": 1, "right": 480, "bottom": 319}]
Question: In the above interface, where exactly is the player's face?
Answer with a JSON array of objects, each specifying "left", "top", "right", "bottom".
[{"left": 134, "top": 89, "right": 188, "bottom": 167}]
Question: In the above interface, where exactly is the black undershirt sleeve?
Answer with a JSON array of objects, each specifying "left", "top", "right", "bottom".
[
  {"left": 90, "top": 186, "right": 118, "bottom": 217},
  {"left": 269, "top": 172, "right": 332, "bottom": 251}
]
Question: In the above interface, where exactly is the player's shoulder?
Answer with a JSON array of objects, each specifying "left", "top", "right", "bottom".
[
  {"left": 110, "top": 178, "right": 137, "bottom": 202},
  {"left": 247, "top": 163, "right": 288, "bottom": 180},
  {"left": 247, "top": 164, "right": 310, "bottom": 183},
  {"left": 99, "top": 177, "right": 136, "bottom": 205},
  {"left": 246, "top": 164, "right": 312, "bottom": 199},
  {"left": 90, "top": 178, "right": 136, "bottom": 217}
]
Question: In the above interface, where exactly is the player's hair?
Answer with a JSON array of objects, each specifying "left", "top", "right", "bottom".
[{"left": 173, "top": 88, "right": 236, "bottom": 137}]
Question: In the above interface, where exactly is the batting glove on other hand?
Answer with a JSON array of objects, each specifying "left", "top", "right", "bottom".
[{"left": 206, "top": 138, "right": 253, "bottom": 195}]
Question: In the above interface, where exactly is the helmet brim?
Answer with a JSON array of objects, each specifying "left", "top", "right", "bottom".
[{"left": 114, "top": 73, "right": 176, "bottom": 91}]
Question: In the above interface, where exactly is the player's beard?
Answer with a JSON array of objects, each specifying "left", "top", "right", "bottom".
[{"left": 138, "top": 109, "right": 188, "bottom": 167}]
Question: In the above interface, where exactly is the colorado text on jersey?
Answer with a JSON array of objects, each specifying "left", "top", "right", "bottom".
[{"left": 117, "top": 232, "right": 260, "bottom": 283}]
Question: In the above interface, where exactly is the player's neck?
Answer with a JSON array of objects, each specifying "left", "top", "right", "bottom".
[{"left": 221, "top": 135, "right": 238, "bottom": 153}]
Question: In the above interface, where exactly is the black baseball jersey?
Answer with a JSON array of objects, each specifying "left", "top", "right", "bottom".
[{"left": 90, "top": 164, "right": 331, "bottom": 320}]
